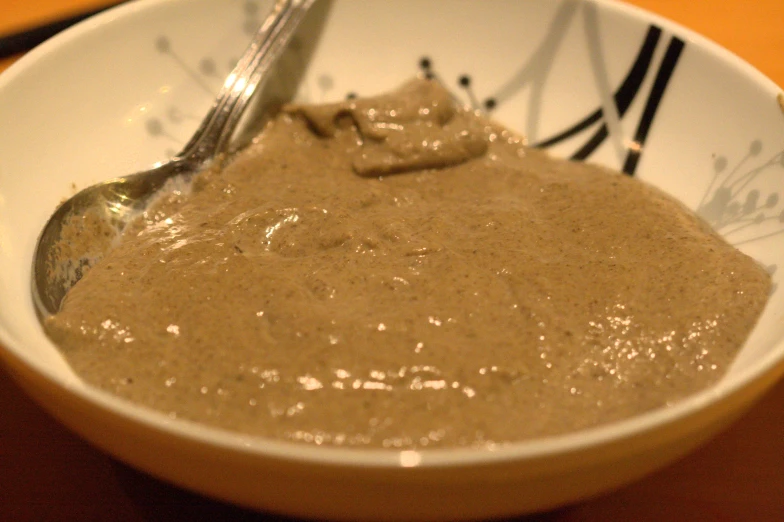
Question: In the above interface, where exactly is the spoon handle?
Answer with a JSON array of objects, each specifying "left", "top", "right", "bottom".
[{"left": 178, "top": 0, "right": 315, "bottom": 166}]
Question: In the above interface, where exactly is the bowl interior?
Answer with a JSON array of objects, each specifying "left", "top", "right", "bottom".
[{"left": 0, "top": 0, "right": 783, "bottom": 458}]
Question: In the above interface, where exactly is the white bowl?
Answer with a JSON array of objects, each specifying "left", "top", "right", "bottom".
[{"left": 1, "top": 0, "right": 783, "bottom": 520}]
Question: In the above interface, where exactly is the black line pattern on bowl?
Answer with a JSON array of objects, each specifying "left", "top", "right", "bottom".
[
  {"left": 621, "top": 36, "right": 684, "bottom": 175},
  {"left": 531, "top": 26, "right": 662, "bottom": 153},
  {"left": 426, "top": 24, "right": 685, "bottom": 178}
]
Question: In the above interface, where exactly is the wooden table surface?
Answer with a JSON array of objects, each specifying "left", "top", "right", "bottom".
[{"left": 1, "top": 1, "right": 783, "bottom": 521}]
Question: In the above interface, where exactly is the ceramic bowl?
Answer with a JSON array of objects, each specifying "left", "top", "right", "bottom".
[{"left": 0, "top": 0, "right": 783, "bottom": 520}]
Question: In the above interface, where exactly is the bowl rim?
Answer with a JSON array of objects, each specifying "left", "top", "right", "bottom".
[{"left": 0, "top": 0, "right": 783, "bottom": 470}]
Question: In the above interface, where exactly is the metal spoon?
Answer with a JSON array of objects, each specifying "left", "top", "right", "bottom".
[{"left": 31, "top": 0, "right": 314, "bottom": 320}]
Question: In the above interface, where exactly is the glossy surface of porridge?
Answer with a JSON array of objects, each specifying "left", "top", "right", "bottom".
[{"left": 45, "top": 80, "right": 770, "bottom": 449}]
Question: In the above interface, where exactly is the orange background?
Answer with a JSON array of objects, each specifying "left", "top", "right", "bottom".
[{"left": 1, "top": 1, "right": 783, "bottom": 521}]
